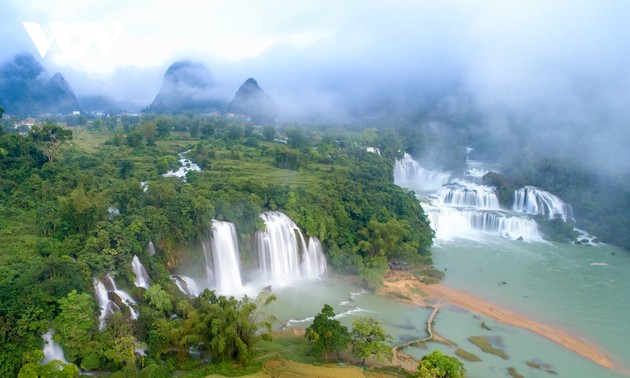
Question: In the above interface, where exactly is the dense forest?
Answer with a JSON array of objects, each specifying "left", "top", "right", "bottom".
[{"left": 0, "top": 112, "right": 439, "bottom": 376}]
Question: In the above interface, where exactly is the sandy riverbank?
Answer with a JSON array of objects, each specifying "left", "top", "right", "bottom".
[{"left": 380, "top": 271, "right": 623, "bottom": 372}]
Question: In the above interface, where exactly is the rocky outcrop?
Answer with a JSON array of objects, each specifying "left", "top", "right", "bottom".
[
  {"left": 228, "top": 78, "right": 277, "bottom": 123},
  {"left": 146, "top": 60, "right": 225, "bottom": 114}
]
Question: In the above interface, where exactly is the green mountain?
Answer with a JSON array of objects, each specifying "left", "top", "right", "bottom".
[{"left": 0, "top": 53, "right": 78, "bottom": 116}]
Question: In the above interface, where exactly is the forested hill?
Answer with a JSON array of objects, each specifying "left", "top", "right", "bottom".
[{"left": 0, "top": 114, "right": 435, "bottom": 375}]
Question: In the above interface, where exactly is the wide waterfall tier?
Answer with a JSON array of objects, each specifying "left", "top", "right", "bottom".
[
  {"left": 435, "top": 183, "right": 500, "bottom": 209},
  {"left": 394, "top": 153, "right": 452, "bottom": 192},
  {"left": 93, "top": 275, "right": 138, "bottom": 329},
  {"left": 426, "top": 206, "right": 542, "bottom": 242},
  {"left": 256, "top": 211, "right": 327, "bottom": 286},
  {"left": 513, "top": 186, "right": 573, "bottom": 221},
  {"left": 203, "top": 220, "right": 244, "bottom": 297},
  {"left": 131, "top": 255, "right": 150, "bottom": 289},
  {"left": 41, "top": 330, "right": 67, "bottom": 364}
]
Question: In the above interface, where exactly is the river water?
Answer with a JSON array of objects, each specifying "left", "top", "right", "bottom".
[
  {"left": 430, "top": 237, "right": 630, "bottom": 378},
  {"left": 269, "top": 154, "right": 630, "bottom": 378}
]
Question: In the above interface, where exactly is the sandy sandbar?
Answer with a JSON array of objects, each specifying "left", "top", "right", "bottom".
[{"left": 380, "top": 271, "right": 623, "bottom": 372}]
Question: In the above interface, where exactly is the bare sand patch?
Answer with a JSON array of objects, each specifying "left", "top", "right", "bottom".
[{"left": 380, "top": 271, "right": 622, "bottom": 372}]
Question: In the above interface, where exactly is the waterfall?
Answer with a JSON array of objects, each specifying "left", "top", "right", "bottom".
[
  {"left": 427, "top": 206, "right": 542, "bottom": 242},
  {"left": 93, "top": 275, "right": 138, "bottom": 329},
  {"left": 257, "top": 211, "right": 325, "bottom": 286},
  {"left": 203, "top": 220, "right": 244, "bottom": 296},
  {"left": 436, "top": 183, "right": 500, "bottom": 209},
  {"left": 392, "top": 152, "right": 547, "bottom": 242},
  {"left": 131, "top": 255, "right": 150, "bottom": 289},
  {"left": 394, "top": 153, "right": 452, "bottom": 192},
  {"left": 41, "top": 330, "right": 67, "bottom": 364},
  {"left": 94, "top": 278, "right": 119, "bottom": 330},
  {"left": 148, "top": 240, "right": 156, "bottom": 256},
  {"left": 513, "top": 186, "right": 573, "bottom": 221},
  {"left": 170, "top": 274, "right": 201, "bottom": 298},
  {"left": 303, "top": 237, "right": 327, "bottom": 278}
]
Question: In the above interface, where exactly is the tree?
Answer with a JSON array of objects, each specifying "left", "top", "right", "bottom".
[
  {"left": 119, "top": 160, "right": 134, "bottom": 179},
  {"left": 416, "top": 350, "right": 466, "bottom": 378},
  {"left": 195, "top": 290, "right": 276, "bottom": 363},
  {"left": 53, "top": 290, "right": 97, "bottom": 366},
  {"left": 305, "top": 304, "right": 350, "bottom": 361},
  {"left": 263, "top": 125, "right": 276, "bottom": 141},
  {"left": 142, "top": 122, "right": 157, "bottom": 145},
  {"left": 355, "top": 218, "right": 415, "bottom": 258},
  {"left": 350, "top": 316, "right": 393, "bottom": 365},
  {"left": 18, "top": 360, "right": 80, "bottom": 378},
  {"left": 30, "top": 124, "right": 73, "bottom": 162},
  {"left": 376, "top": 128, "right": 404, "bottom": 159},
  {"left": 156, "top": 118, "right": 171, "bottom": 139},
  {"left": 144, "top": 284, "right": 173, "bottom": 315},
  {"left": 126, "top": 130, "right": 143, "bottom": 147}
]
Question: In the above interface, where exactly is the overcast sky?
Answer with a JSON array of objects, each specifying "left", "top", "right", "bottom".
[
  {"left": 3, "top": 0, "right": 630, "bottom": 174},
  {"left": 2, "top": 0, "right": 627, "bottom": 100}
]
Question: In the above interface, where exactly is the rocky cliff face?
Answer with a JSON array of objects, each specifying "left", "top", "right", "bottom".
[
  {"left": 0, "top": 53, "right": 78, "bottom": 116},
  {"left": 228, "top": 78, "right": 277, "bottom": 123},
  {"left": 146, "top": 60, "right": 225, "bottom": 114}
]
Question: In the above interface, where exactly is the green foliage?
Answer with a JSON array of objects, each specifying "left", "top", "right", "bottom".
[
  {"left": 195, "top": 290, "right": 276, "bottom": 363},
  {"left": 18, "top": 360, "right": 80, "bottom": 378},
  {"left": 140, "top": 363, "right": 172, "bottom": 377},
  {"left": 467, "top": 336, "right": 508, "bottom": 359},
  {"left": 0, "top": 115, "right": 437, "bottom": 375},
  {"left": 144, "top": 284, "right": 173, "bottom": 314},
  {"left": 536, "top": 216, "right": 580, "bottom": 243},
  {"left": 53, "top": 290, "right": 97, "bottom": 365},
  {"left": 30, "top": 124, "right": 73, "bottom": 162},
  {"left": 416, "top": 350, "right": 466, "bottom": 378},
  {"left": 350, "top": 316, "right": 393, "bottom": 364},
  {"left": 147, "top": 291, "right": 276, "bottom": 365},
  {"left": 286, "top": 127, "right": 310, "bottom": 150},
  {"left": 156, "top": 118, "right": 172, "bottom": 139},
  {"left": 376, "top": 128, "right": 404, "bottom": 160},
  {"left": 502, "top": 156, "right": 630, "bottom": 250},
  {"left": 263, "top": 125, "right": 276, "bottom": 141},
  {"left": 305, "top": 304, "right": 350, "bottom": 361},
  {"left": 481, "top": 172, "right": 515, "bottom": 207}
]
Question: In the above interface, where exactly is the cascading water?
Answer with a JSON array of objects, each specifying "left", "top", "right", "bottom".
[
  {"left": 131, "top": 255, "right": 150, "bottom": 289},
  {"left": 513, "top": 186, "right": 573, "bottom": 221},
  {"left": 303, "top": 237, "right": 327, "bottom": 278},
  {"left": 204, "top": 220, "right": 244, "bottom": 296},
  {"left": 94, "top": 278, "right": 119, "bottom": 330},
  {"left": 256, "top": 211, "right": 325, "bottom": 286},
  {"left": 170, "top": 274, "right": 201, "bottom": 297},
  {"left": 41, "top": 330, "right": 67, "bottom": 364},
  {"left": 397, "top": 154, "right": 543, "bottom": 242},
  {"left": 108, "top": 276, "right": 139, "bottom": 320},
  {"left": 257, "top": 212, "right": 303, "bottom": 286},
  {"left": 394, "top": 153, "right": 452, "bottom": 192},
  {"left": 435, "top": 183, "right": 500, "bottom": 209},
  {"left": 94, "top": 275, "right": 138, "bottom": 329},
  {"left": 148, "top": 240, "right": 156, "bottom": 256},
  {"left": 162, "top": 149, "right": 201, "bottom": 180}
]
